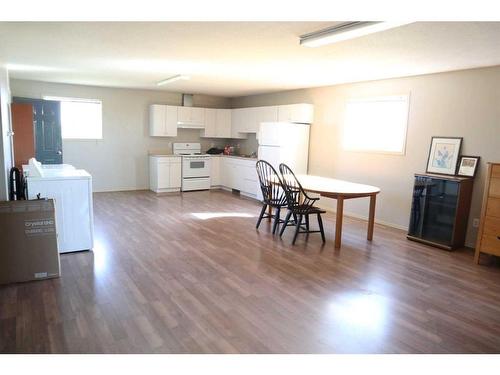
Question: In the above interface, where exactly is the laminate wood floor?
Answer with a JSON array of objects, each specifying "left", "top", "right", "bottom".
[{"left": 2, "top": 189, "right": 500, "bottom": 353}]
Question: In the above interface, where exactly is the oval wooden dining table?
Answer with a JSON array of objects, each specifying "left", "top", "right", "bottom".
[{"left": 294, "top": 174, "right": 381, "bottom": 249}]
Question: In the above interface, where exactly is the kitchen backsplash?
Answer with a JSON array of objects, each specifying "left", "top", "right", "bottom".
[
  {"left": 234, "top": 133, "right": 258, "bottom": 155},
  {"left": 148, "top": 128, "right": 258, "bottom": 155}
]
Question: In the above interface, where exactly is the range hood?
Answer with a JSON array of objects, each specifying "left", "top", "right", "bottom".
[
  {"left": 177, "top": 93, "right": 204, "bottom": 128},
  {"left": 177, "top": 122, "right": 204, "bottom": 129}
]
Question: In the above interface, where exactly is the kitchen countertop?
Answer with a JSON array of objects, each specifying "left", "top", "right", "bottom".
[
  {"left": 209, "top": 154, "right": 257, "bottom": 161},
  {"left": 149, "top": 153, "right": 257, "bottom": 161},
  {"left": 149, "top": 153, "right": 179, "bottom": 157}
]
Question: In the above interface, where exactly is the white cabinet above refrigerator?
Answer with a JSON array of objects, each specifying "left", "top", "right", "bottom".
[{"left": 277, "top": 103, "right": 314, "bottom": 124}]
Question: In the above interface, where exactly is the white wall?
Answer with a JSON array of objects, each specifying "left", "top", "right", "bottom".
[
  {"left": 10, "top": 79, "right": 231, "bottom": 192},
  {"left": 0, "top": 65, "right": 13, "bottom": 200},
  {"left": 231, "top": 66, "right": 500, "bottom": 247}
]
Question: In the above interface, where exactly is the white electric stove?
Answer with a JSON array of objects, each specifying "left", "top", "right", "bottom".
[{"left": 173, "top": 143, "right": 211, "bottom": 191}]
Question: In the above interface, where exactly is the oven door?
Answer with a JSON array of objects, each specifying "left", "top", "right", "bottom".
[{"left": 182, "top": 157, "right": 211, "bottom": 178}]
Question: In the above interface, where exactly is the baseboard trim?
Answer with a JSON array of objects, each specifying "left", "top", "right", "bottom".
[
  {"left": 94, "top": 187, "right": 149, "bottom": 193},
  {"left": 316, "top": 204, "right": 476, "bottom": 249},
  {"left": 315, "top": 201, "right": 408, "bottom": 232}
]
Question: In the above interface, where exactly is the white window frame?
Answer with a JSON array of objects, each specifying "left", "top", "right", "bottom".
[
  {"left": 342, "top": 94, "right": 410, "bottom": 155},
  {"left": 43, "top": 95, "right": 103, "bottom": 140}
]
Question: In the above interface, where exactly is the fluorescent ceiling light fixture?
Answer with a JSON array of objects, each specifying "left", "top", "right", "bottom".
[
  {"left": 156, "top": 74, "right": 190, "bottom": 86},
  {"left": 300, "top": 21, "right": 413, "bottom": 47},
  {"left": 5, "top": 63, "right": 67, "bottom": 72}
]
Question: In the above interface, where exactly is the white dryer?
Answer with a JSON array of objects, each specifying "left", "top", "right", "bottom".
[{"left": 24, "top": 164, "right": 94, "bottom": 254}]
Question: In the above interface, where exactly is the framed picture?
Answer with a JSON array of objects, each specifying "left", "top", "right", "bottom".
[
  {"left": 426, "top": 136, "right": 462, "bottom": 175},
  {"left": 457, "top": 156, "right": 480, "bottom": 177}
]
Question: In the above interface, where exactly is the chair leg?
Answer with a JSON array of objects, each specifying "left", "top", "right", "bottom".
[
  {"left": 305, "top": 214, "right": 310, "bottom": 231},
  {"left": 272, "top": 207, "right": 281, "bottom": 235},
  {"left": 317, "top": 213, "right": 325, "bottom": 243},
  {"left": 279, "top": 210, "right": 292, "bottom": 237},
  {"left": 292, "top": 214, "right": 302, "bottom": 245},
  {"left": 256, "top": 204, "right": 267, "bottom": 229}
]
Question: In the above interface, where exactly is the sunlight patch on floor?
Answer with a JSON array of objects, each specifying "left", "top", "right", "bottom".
[
  {"left": 327, "top": 292, "right": 389, "bottom": 334},
  {"left": 92, "top": 238, "right": 109, "bottom": 275}
]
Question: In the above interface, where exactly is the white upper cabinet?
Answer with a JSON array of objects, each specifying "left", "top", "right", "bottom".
[
  {"left": 177, "top": 106, "right": 205, "bottom": 127},
  {"left": 149, "top": 104, "right": 178, "bottom": 137},
  {"left": 165, "top": 106, "right": 178, "bottom": 135},
  {"left": 277, "top": 103, "right": 314, "bottom": 124},
  {"left": 230, "top": 108, "right": 248, "bottom": 139},
  {"left": 151, "top": 103, "right": 313, "bottom": 138},
  {"left": 201, "top": 108, "right": 231, "bottom": 138},
  {"left": 231, "top": 106, "right": 278, "bottom": 136},
  {"left": 191, "top": 107, "right": 205, "bottom": 124},
  {"left": 203, "top": 108, "right": 217, "bottom": 137},
  {"left": 150, "top": 104, "right": 165, "bottom": 136},
  {"left": 241, "top": 108, "right": 257, "bottom": 132},
  {"left": 216, "top": 109, "right": 232, "bottom": 138}
]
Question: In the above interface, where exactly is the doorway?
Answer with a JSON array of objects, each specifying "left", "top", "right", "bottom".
[{"left": 12, "top": 97, "right": 62, "bottom": 165}]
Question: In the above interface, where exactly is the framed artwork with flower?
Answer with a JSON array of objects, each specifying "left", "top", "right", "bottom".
[{"left": 426, "top": 136, "right": 463, "bottom": 175}]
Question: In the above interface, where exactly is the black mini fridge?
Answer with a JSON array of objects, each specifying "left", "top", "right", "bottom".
[{"left": 407, "top": 173, "right": 473, "bottom": 250}]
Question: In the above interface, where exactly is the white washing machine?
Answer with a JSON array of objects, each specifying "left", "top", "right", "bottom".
[{"left": 24, "top": 164, "right": 94, "bottom": 253}]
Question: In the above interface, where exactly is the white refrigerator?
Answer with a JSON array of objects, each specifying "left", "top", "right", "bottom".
[
  {"left": 257, "top": 122, "right": 310, "bottom": 201},
  {"left": 258, "top": 122, "right": 310, "bottom": 174}
]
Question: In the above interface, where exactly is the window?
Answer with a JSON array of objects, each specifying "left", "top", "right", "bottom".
[
  {"left": 44, "top": 96, "right": 102, "bottom": 139},
  {"left": 342, "top": 95, "right": 409, "bottom": 154}
]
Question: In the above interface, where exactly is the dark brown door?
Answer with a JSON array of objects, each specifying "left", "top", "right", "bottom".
[{"left": 11, "top": 102, "right": 35, "bottom": 168}]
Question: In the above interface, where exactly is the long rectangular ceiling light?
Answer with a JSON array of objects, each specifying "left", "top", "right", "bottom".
[
  {"left": 300, "top": 21, "right": 413, "bottom": 47},
  {"left": 157, "top": 74, "right": 190, "bottom": 86}
]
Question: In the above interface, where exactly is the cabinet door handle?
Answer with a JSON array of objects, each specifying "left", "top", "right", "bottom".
[{"left": 497, "top": 236, "right": 500, "bottom": 240}]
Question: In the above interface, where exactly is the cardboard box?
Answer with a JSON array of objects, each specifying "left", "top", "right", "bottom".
[{"left": 0, "top": 199, "right": 60, "bottom": 285}]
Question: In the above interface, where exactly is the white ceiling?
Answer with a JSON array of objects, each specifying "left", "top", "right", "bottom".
[{"left": 1, "top": 22, "right": 500, "bottom": 97}]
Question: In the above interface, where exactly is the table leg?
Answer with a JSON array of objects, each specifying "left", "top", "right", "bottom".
[
  {"left": 268, "top": 205, "right": 272, "bottom": 221},
  {"left": 335, "top": 197, "right": 344, "bottom": 249},
  {"left": 474, "top": 250, "right": 481, "bottom": 264},
  {"left": 367, "top": 194, "right": 376, "bottom": 241}
]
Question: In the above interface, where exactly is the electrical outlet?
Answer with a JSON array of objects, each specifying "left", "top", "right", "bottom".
[{"left": 473, "top": 218, "right": 480, "bottom": 228}]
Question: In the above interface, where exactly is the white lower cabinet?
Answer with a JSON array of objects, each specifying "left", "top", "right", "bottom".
[
  {"left": 149, "top": 156, "right": 182, "bottom": 193},
  {"left": 215, "top": 156, "right": 258, "bottom": 198},
  {"left": 220, "top": 157, "right": 233, "bottom": 188},
  {"left": 210, "top": 156, "right": 221, "bottom": 186},
  {"left": 241, "top": 164, "right": 259, "bottom": 197}
]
